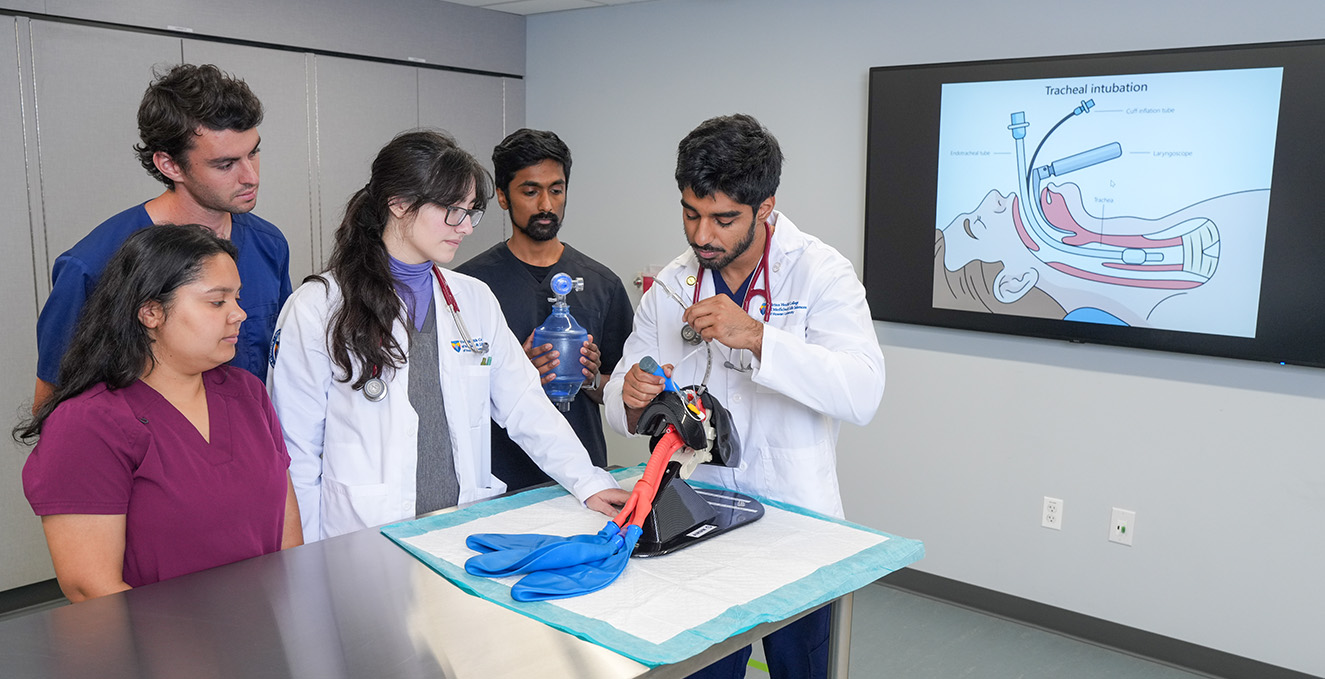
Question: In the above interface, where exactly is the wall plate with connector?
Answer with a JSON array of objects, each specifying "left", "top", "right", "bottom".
[
  {"left": 1110, "top": 507, "right": 1136, "bottom": 545},
  {"left": 1042, "top": 496, "right": 1063, "bottom": 530}
]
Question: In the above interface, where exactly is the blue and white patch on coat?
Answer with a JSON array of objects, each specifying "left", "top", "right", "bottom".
[
  {"left": 767, "top": 300, "right": 807, "bottom": 317},
  {"left": 268, "top": 328, "right": 281, "bottom": 367},
  {"left": 451, "top": 337, "right": 486, "bottom": 353}
]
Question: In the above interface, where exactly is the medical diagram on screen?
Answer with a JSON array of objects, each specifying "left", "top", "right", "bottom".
[{"left": 933, "top": 67, "right": 1282, "bottom": 338}]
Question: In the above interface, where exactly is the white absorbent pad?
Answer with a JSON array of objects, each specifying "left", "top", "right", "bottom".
[{"left": 381, "top": 467, "right": 924, "bottom": 667}]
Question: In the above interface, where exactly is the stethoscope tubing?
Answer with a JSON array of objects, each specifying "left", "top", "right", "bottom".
[
  {"left": 432, "top": 264, "right": 489, "bottom": 356},
  {"left": 363, "top": 264, "right": 488, "bottom": 402}
]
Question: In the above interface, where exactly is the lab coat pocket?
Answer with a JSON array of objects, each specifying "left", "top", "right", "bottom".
[
  {"left": 753, "top": 385, "right": 826, "bottom": 448},
  {"left": 321, "top": 476, "right": 392, "bottom": 534},
  {"left": 762, "top": 436, "right": 838, "bottom": 513},
  {"left": 460, "top": 364, "right": 494, "bottom": 487},
  {"left": 462, "top": 365, "right": 491, "bottom": 427},
  {"left": 766, "top": 303, "right": 809, "bottom": 338}
]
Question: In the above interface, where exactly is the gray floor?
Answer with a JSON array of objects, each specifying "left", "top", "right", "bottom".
[{"left": 743, "top": 583, "right": 1212, "bottom": 678}]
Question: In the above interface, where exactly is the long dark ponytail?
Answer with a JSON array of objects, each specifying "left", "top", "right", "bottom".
[
  {"left": 15, "top": 224, "right": 237, "bottom": 442},
  {"left": 321, "top": 129, "right": 491, "bottom": 390}
]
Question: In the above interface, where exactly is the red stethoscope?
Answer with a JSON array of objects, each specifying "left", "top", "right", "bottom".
[
  {"left": 432, "top": 264, "right": 489, "bottom": 356},
  {"left": 362, "top": 264, "right": 489, "bottom": 402},
  {"left": 690, "top": 221, "right": 774, "bottom": 326}
]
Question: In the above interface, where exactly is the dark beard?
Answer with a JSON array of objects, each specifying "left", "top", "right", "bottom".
[
  {"left": 692, "top": 214, "right": 757, "bottom": 270},
  {"left": 518, "top": 212, "right": 561, "bottom": 242}
]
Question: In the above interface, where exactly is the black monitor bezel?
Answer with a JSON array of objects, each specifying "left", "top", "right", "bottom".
[{"left": 863, "top": 39, "right": 1325, "bottom": 368}]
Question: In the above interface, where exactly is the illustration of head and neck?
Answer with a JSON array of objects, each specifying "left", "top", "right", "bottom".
[{"left": 941, "top": 101, "right": 1228, "bottom": 329}]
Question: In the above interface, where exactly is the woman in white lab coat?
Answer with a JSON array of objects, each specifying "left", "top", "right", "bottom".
[{"left": 269, "top": 130, "right": 626, "bottom": 542}]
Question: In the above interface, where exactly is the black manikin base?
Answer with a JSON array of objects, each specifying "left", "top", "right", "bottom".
[{"left": 632, "top": 476, "right": 764, "bottom": 558}]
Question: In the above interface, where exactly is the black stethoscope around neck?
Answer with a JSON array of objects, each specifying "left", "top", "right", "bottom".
[
  {"left": 363, "top": 264, "right": 489, "bottom": 402},
  {"left": 683, "top": 221, "right": 773, "bottom": 345}
]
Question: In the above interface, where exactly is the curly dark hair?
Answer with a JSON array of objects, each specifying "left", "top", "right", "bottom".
[
  {"left": 675, "top": 113, "right": 783, "bottom": 211},
  {"left": 134, "top": 63, "right": 264, "bottom": 189},
  {"left": 319, "top": 129, "right": 492, "bottom": 392},
  {"left": 15, "top": 225, "right": 238, "bottom": 442}
]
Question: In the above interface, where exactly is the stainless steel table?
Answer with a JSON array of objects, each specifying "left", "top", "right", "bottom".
[{"left": 0, "top": 521, "right": 855, "bottom": 678}]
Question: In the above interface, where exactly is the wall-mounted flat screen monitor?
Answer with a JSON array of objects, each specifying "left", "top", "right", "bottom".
[{"left": 864, "top": 40, "right": 1325, "bottom": 367}]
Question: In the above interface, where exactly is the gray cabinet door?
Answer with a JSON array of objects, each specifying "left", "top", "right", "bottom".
[
  {"left": 39, "top": 0, "right": 524, "bottom": 77},
  {"left": 503, "top": 77, "right": 526, "bottom": 136},
  {"left": 0, "top": 17, "right": 50, "bottom": 592},
  {"left": 497, "top": 76, "right": 526, "bottom": 257},
  {"left": 419, "top": 69, "right": 510, "bottom": 264},
  {"left": 28, "top": 20, "right": 181, "bottom": 298},
  {"left": 311, "top": 55, "right": 418, "bottom": 269},
  {"left": 184, "top": 40, "right": 316, "bottom": 284}
]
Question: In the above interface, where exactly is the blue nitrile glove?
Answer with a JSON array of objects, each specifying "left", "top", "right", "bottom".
[
  {"left": 465, "top": 522, "right": 622, "bottom": 578},
  {"left": 510, "top": 525, "right": 643, "bottom": 601}
]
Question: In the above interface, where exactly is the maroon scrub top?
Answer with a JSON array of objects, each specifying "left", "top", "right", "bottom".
[{"left": 23, "top": 366, "right": 291, "bottom": 588}]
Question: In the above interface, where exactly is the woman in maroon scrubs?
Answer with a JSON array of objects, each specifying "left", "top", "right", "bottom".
[{"left": 17, "top": 224, "right": 302, "bottom": 602}]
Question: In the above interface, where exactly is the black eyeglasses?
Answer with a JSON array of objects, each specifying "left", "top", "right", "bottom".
[{"left": 443, "top": 205, "right": 484, "bottom": 227}]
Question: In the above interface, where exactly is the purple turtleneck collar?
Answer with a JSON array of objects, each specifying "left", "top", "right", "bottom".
[{"left": 389, "top": 255, "right": 434, "bottom": 331}]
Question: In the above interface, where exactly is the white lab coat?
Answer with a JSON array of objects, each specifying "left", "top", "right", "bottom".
[
  {"left": 605, "top": 212, "right": 885, "bottom": 518},
  {"left": 269, "top": 270, "right": 618, "bottom": 542}
]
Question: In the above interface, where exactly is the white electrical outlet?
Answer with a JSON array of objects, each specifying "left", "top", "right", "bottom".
[
  {"left": 1041, "top": 496, "right": 1063, "bottom": 530},
  {"left": 1109, "top": 507, "right": 1136, "bottom": 546}
]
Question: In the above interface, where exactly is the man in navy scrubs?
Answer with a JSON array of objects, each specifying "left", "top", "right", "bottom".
[
  {"left": 456, "top": 129, "right": 634, "bottom": 491},
  {"left": 33, "top": 63, "right": 291, "bottom": 409}
]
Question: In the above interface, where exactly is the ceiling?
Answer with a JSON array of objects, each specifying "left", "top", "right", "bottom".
[{"left": 442, "top": 0, "right": 659, "bottom": 16}]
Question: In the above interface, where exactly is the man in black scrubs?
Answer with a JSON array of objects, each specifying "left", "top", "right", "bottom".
[{"left": 456, "top": 129, "right": 634, "bottom": 491}]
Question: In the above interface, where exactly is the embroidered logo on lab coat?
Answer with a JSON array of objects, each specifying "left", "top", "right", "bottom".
[
  {"left": 767, "top": 301, "right": 806, "bottom": 317},
  {"left": 268, "top": 329, "right": 281, "bottom": 367},
  {"left": 451, "top": 338, "right": 487, "bottom": 353}
]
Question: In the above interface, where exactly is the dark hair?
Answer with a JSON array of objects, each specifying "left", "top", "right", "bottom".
[
  {"left": 322, "top": 129, "right": 492, "bottom": 391},
  {"left": 492, "top": 128, "right": 572, "bottom": 195},
  {"left": 15, "top": 225, "right": 238, "bottom": 442},
  {"left": 134, "top": 63, "right": 264, "bottom": 189},
  {"left": 675, "top": 113, "right": 783, "bottom": 211}
]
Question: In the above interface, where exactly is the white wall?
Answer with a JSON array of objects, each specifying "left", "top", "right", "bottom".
[{"left": 526, "top": 1, "right": 1325, "bottom": 675}]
